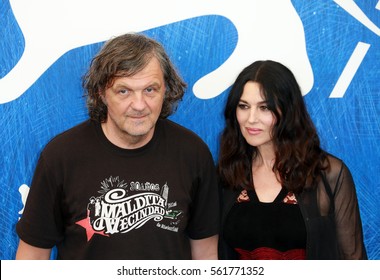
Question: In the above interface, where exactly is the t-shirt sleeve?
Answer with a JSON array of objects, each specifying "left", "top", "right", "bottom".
[
  {"left": 185, "top": 144, "right": 219, "bottom": 240},
  {"left": 16, "top": 153, "right": 64, "bottom": 249}
]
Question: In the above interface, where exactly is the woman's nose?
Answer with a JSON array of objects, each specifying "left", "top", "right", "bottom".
[{"left": 248, "top": 109, "right": 258, "bottom": 123}]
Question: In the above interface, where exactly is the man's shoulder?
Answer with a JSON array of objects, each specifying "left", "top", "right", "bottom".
[
  {"left": 43, "top": 119, "right": 94, "bottom": 150},
  {"left": 161, "top": 118, "right": 200, "bottom": 137},
  {"left": 160, "top": 119, "right": 208, "bottom": 150}
]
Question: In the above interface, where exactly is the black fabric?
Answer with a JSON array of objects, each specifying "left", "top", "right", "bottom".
[
  {"left": 219, "top": 154, "right": 367, "bottom": 260},
  {"left": 17, "top": 119, "right": 219, "bottom": 259},
  {"left": 223, "top": 188, "right": 306, "bottom": 252}
]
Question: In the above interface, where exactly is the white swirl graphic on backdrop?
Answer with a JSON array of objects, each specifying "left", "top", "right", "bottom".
[{"left": 1, "top": 0, "right": 313, "bottom": 103}]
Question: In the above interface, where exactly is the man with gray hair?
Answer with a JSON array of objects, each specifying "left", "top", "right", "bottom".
[{"left": 16, "top": 33, "right": 219, "bottom": 260}]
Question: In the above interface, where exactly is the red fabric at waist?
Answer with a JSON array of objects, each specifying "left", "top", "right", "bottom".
[{"left": 236, "top": 247, "right": 306, "bottom": 260}]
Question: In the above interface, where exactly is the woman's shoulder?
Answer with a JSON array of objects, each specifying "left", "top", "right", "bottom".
[
  {"left": 325, "top": 153, "right": 344, "bottom": 171},
  {"left": 325, "top": 152, "right": 354, "bottom": 173},
  {"left": 323, "top": 152, "right": 353, "bottom": 190}
]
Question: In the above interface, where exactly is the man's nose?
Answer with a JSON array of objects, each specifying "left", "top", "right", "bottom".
[{"left": 131, "top": 92, "right": 146, "bottom": 110}]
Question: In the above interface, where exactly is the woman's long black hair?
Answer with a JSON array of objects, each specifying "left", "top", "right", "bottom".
[{"left": 218, "top": 60, "right": 328, "bottom": 193}]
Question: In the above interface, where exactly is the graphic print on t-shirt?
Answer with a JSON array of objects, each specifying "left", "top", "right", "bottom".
[{"left": 76, "top": 176, "right": 183, "bottom": 241}]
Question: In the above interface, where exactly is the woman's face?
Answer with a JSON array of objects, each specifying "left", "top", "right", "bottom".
[{"left": 236, "top": 81, "right": 276, "bottom": 150}]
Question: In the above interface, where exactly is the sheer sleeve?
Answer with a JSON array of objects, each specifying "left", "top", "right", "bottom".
[{"left": 328, "top": 158, "right": 367, "bottom": 259}]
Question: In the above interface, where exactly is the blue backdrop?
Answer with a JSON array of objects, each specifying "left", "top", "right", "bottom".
[{"left": 1, "top": 0, "right": 379, "bottom": 259}]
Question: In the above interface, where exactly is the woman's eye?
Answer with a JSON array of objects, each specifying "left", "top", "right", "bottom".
[
  {"left": 259, "top": 105, "right": 269, "bottom": 111},
  {"left": 237, "top": 103, "right": 248, "bottom": 109}
]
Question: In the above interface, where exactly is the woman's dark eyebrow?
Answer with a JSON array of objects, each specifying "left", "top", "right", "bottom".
[
  {"left": 238, "top": 99, "right": 249, "bottom": 104},
  {"left": 257, "top": 100, "right": 268, "bottom": 105}
]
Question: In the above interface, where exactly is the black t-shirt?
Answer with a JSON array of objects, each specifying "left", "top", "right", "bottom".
[{"left": 17, "top": 119, "right": 219, "bottom": 259}]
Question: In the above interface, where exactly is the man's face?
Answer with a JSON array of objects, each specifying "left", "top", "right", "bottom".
[{"left": 101, "top": 57, "right": 166, "bottom": 149}]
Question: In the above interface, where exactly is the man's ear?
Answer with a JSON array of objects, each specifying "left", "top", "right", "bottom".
[{"left": 100, "top": 92, "right": 107, "bottom": 105}]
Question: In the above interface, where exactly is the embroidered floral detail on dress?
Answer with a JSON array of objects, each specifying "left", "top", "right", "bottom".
[
  {"left": 283, "top": 191, "right": 297, "bottom": 204},
  {"left": 237, "top": 189, "right": 250, "bottom": 202}
]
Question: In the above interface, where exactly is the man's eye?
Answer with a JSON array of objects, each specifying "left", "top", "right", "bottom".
[
  {"left": 145, "top": 87, "right": 157, "bottom": 95},
  {"left": 119, "top": 89, "right": 129, "bottom": 95}
]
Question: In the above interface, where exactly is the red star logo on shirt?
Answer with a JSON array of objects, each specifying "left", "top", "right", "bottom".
[{"left": 75, "top": 210, "right": 109, "bottom": 241}]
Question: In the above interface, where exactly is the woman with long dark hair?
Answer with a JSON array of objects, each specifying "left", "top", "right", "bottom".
[{"left": 218, "top": 60, "right": 367, "bottom": 260}]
